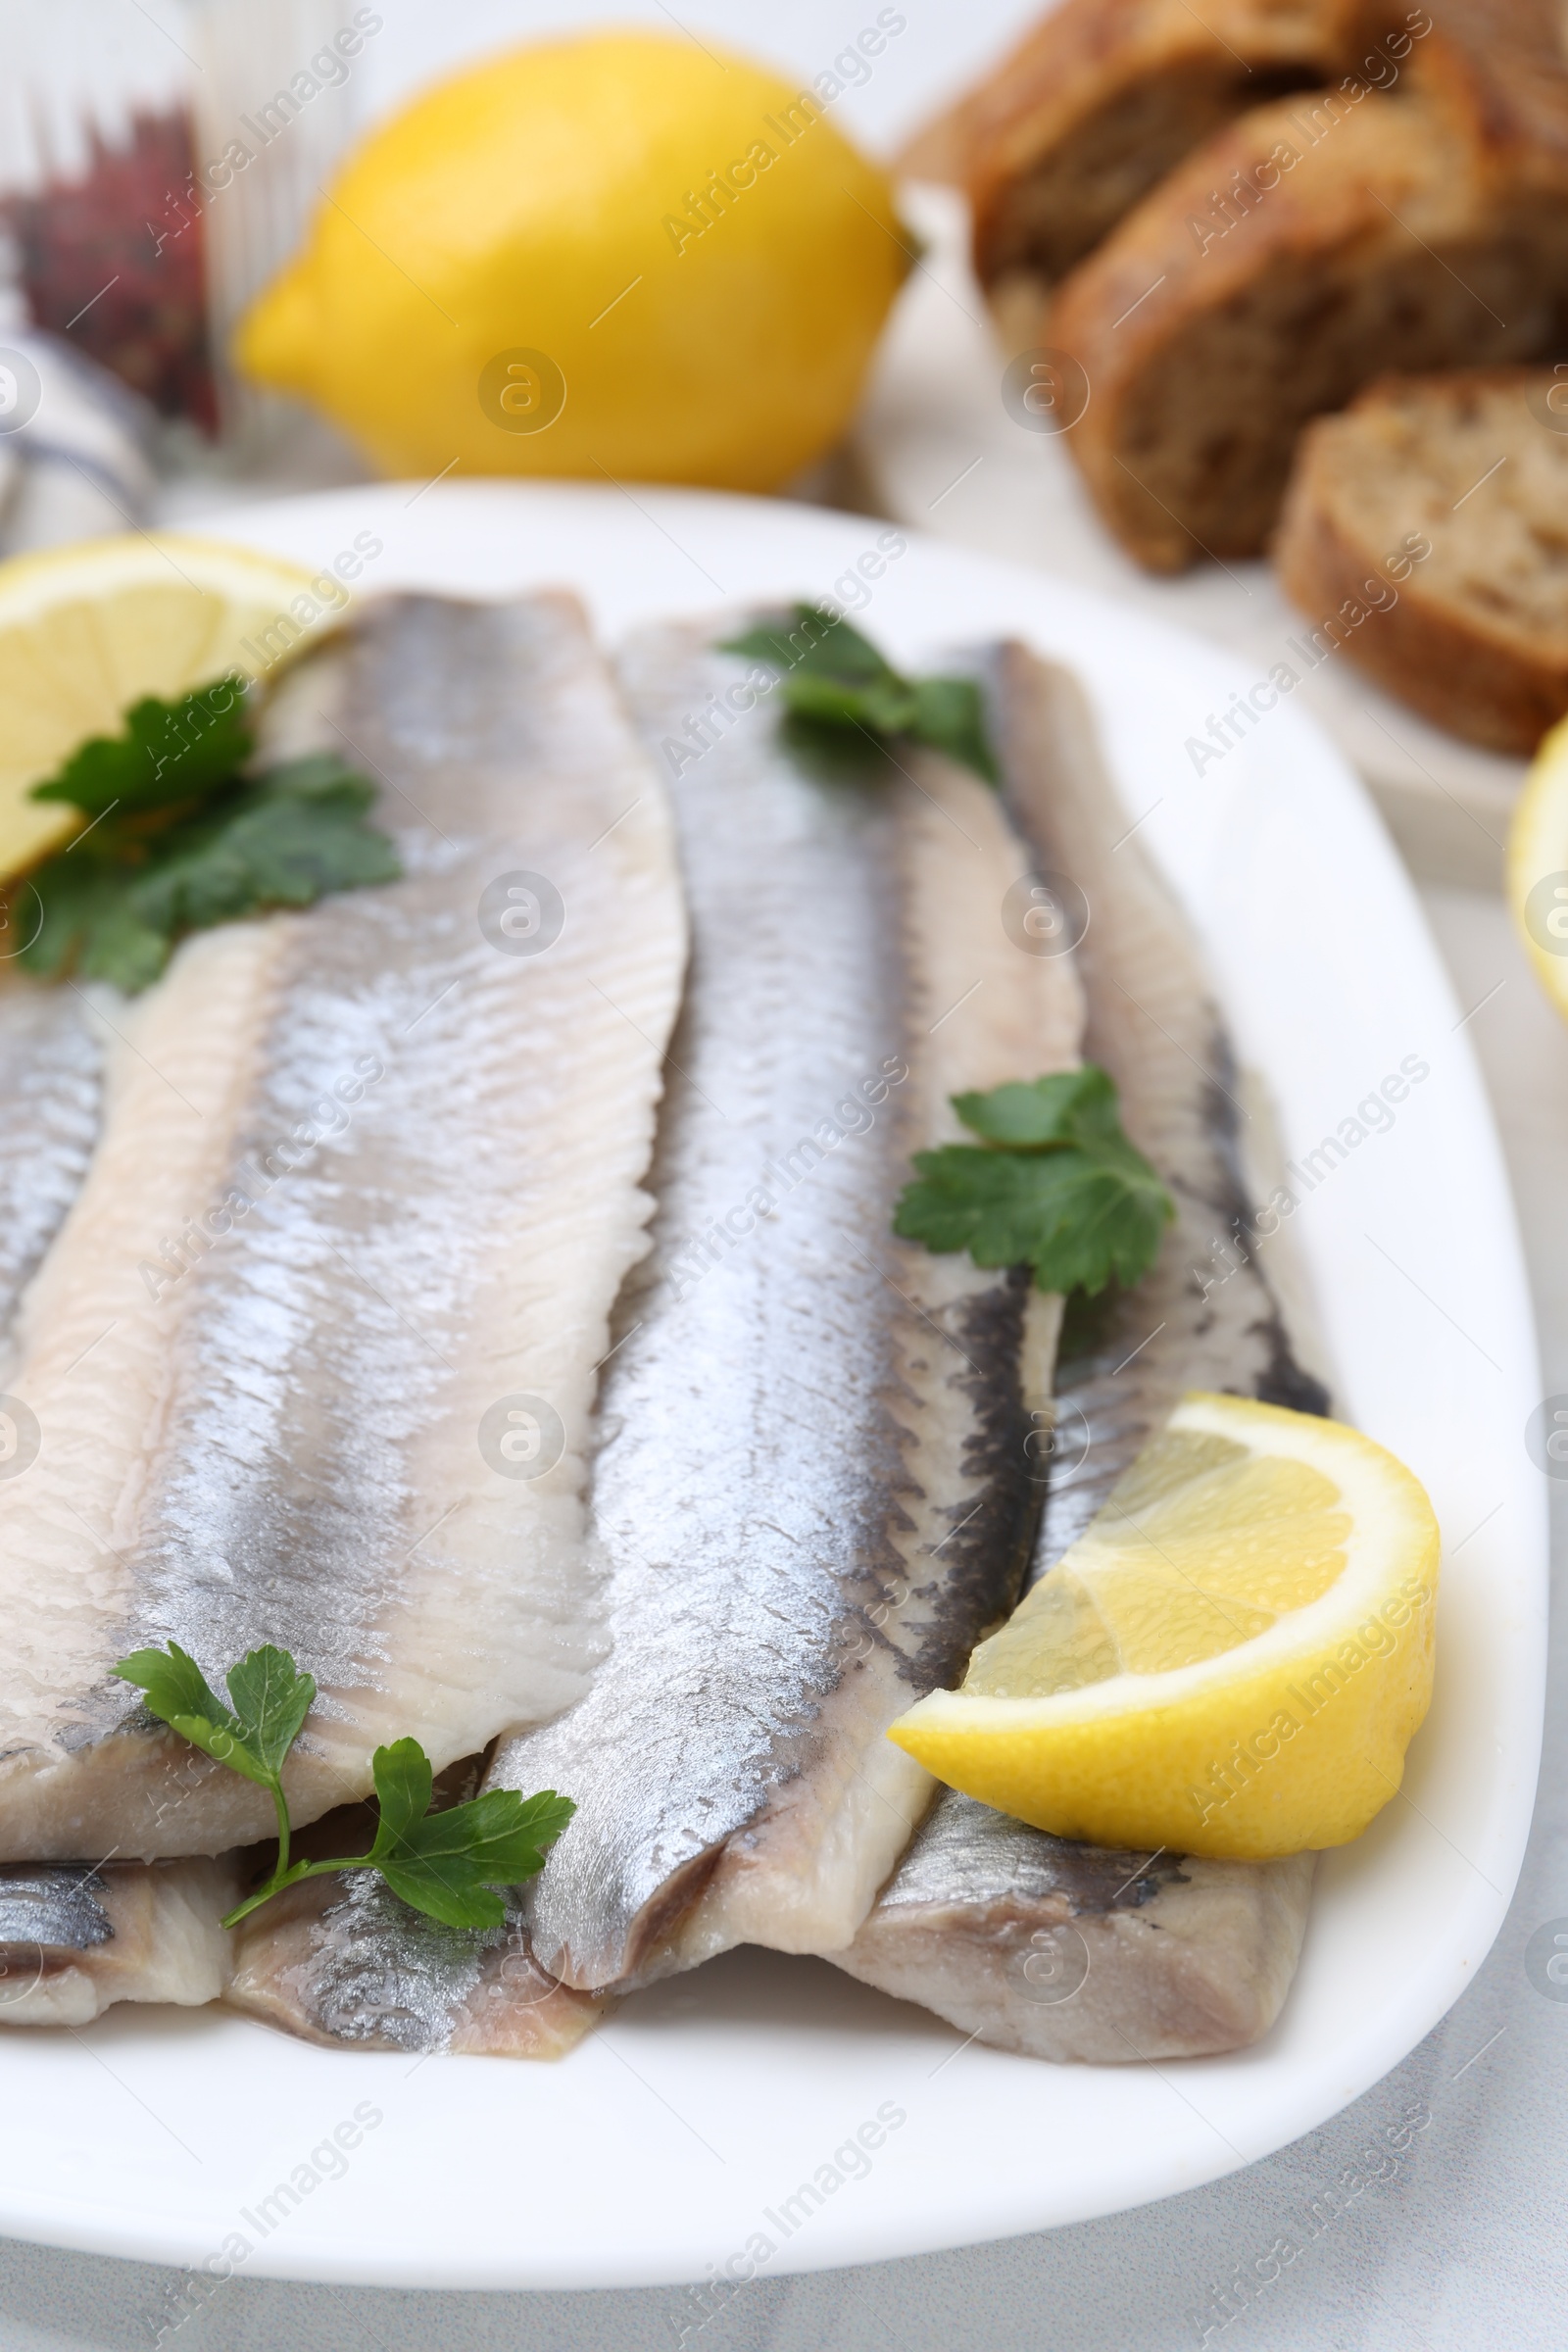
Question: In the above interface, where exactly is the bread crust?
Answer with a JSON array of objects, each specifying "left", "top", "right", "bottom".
[
  {"left": 900, "top": 0, "right": 1397, "bottom": 290},
  {"left": 1275, "top": 370, "right": 1568, "bottom": 752},
  {"left": 1049, "top": 27, "right": 1568, "bottom": 570}
]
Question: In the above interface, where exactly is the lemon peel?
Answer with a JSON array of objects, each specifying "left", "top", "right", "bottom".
[
  {"left": 236, "top": 31, "right": 907, "bottom": 490},
  {"left": 1507, "top": 710, "right": 1568, "bottom": 1024}
]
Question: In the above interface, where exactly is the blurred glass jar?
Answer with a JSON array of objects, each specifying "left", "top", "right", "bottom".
[{"left": 0, "top": 0, "right": 373, "bottom": 447}]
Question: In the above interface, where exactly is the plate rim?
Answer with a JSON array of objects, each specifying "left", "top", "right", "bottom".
[{"left": 0, "top": 478, "right": 1544, "bottom": 2289}]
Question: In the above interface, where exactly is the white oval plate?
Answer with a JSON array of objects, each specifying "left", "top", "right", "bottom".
[{"left": 0, "top": 484, "right": 1544, "bottom": 2291}]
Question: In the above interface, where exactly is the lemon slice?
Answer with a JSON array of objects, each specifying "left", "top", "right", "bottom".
[
  {"left": 889, "top": 1394, "right": 1440, "bottom": 1858},
  {"left": 0, "top": 534, "right": 341, "bottom": 886},
  {"left": 1508, "top": 710, "right": 1568, "bottom": 1023}
]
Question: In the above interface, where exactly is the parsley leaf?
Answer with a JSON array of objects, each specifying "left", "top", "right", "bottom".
[
  {"left": 368, "top": 1739, "right": 576, "bottom": 1930},
  {"left": 223, "top": 1644, "right": 318, "bottom": 1781},
  {"left": 122, "top": 760, "right": 400, "bottom": 937},
  {"left": 32, "top": 678, "right": 254, "bottom": 817},
  {"left": 896, "top": 1143, "right": 1172, "bottom": 1296},
  {"left": 113, "top": 1639, "right": 275, "bottom": 1786},
  {"left": 894, "top": 1065, "right": 1174, "bottom": 1297},
  {"left": 113, "top": 1640, "right": 574, "bottom": 1936},
  {"left": 720, "top": 605, "right": 998, "bottom": 784},
  {"left": 18, "top": 746, "right": 400, "bottom": 993},
  {"left": 722, "top": 609, "right": 887, "bottom": 687},
  {"left": 22, "top": 864, "right": 172, "bottom": 996},
  {"left": 113, "top": 1639, "right": 317, "bottom": 1880},
  {"left": 906, "top": 675, "right": 997, "bottom": 783},
  {"left": 950, "top": 1067, "right": 1121, "bottom": 1149}
]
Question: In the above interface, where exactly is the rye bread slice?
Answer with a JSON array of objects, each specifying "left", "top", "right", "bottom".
[
  {"left": 1275, "top": 369, "right": 1568, "bottom": 751},
  {"left": 899, "top": 0, "right": 1405, "bottom": 310},
  {"left": 1050, "top": 17, "right": 1568, "bottom": 571}
]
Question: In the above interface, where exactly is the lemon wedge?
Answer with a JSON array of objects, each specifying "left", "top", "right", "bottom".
[
  {"left": 1508, "top": 710, "right": 1568, "bottom": 1023},
  {"left": 889, "top": 1394, "right": 1440, "bottom": 1858},
  {"left": 0, "top": 533, "right": 340, "bottom": 887}
]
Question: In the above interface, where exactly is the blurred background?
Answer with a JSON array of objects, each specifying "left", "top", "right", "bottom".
[
  {"left": 0, "top": 0, "right": 1018, "bottom": 465},
  {"left": 0, "top": 0, "right": 1544, "bottom": 880}
]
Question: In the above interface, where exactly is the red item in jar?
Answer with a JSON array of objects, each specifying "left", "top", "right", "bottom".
[{"left": 5, "top": 108, "right": 217, "bottom": 431}]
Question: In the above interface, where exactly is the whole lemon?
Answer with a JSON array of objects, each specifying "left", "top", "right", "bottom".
[{"left": 237, "top": 31, "right": 908, "bottom": 490}]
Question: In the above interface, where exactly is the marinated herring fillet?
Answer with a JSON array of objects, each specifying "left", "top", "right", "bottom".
[
  {"left": 224, "top": 1870, "right": 608, "bottom": 2057},
  {"left": 231, "top": 612, "right": 1087, "bottom": 2042},
  {"left": 223, "top": 1785, "right": 608, "bottom": 2057},
  {"left": 0, "top": 592, "right": 686, "bottom": 1862},
  {"left": 835, "top": 649, "right": 1323, "bottom": 2061},
  {"left": 0, "top": 984, "right": 102, "bottom": 1363},
  {"left": 0, "top": 1858, "right": 239, "bottom": 2027},
  {"left": 510, "top": 619, "right": 1085, "bottom": 1994},
  {"left": 840, "top": 1807, "right": 1314, "bottom": 2061}
]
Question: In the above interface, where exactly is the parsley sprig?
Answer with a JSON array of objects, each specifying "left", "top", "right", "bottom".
[
  {"left": 895, "top": 1066, "right": 1174, "bottom": 1297},
  {"left": 13, "top": 678, "right": 400, "bottom": 993},
  {"left": 721, "top": 607, "right": 998, "bottom": 784},
  {"left": 113, "top": 1641, "right": 572, "bottom": 1933}
]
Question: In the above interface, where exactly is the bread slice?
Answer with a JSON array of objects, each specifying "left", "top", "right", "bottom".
[
  {"left": 899, "top": 0, "right": 1396, "bottom": 317},
  {"left": 1050, "top": 16, "right": 1568, "bottom": 570},
  {"left": 1275, "top": 369, "right": 1568, "bottom": 751}
]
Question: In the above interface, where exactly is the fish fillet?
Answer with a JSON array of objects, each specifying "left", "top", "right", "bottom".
[
  {"left": 835, "top": 648, "right": 1323, "bottom": 2061},
  {"left": 235, "top": 613, "right": 1086, "bottom": 2044},
  {"left": 515, "top": 619, "right": 1085, "bottom": 1992},
  {"left": 0, "top": 592, "right": 687, "bottom": 1862},
  {"left": 0, "top": 1858, "right": 238, "bottom": 2027},
  {"left": 222, "top": 1787, "right": 608, "bottom": 2056},
  {"left": 225, "top": 1871, "right": 607, "bottom": 2057},
  {"left": 0, "top": 983, "right": 101, "bottom": 1359}
]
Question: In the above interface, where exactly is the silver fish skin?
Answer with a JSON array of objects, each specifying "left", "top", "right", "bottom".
[
  {"left": 1002, "top": 650, "right": 1330, "bottom": 1569},
  {"left": 0, "top": 592, "right": 686, "bottom": 1862},
  {"left": 237, "top": 612, "right": 1083, "bottom": 2045},
  {"left": 445, "top": 617, "right": 1087, "bottom": 2003},
  {"left": 835, "top": 648, "right": 1322, "bottom": 2061},
  {"left": 0, "top": 1858, "right": 238, "bottom": 2027},
  {"left": 208, "top": 607, "right": 1091, "bottom": 2060},
  {"left": 223, "top": 1869, "right": 609, "bottom": 2058},
  {"left": 221, "top": 1767, "right": 608, "bottom": 2056},
  {"left": 0, "top": 983, "right": 102, "bottom": 1366},
  {"left": 842, "top": 1797, "right": 1313, "bottom": 2062}
]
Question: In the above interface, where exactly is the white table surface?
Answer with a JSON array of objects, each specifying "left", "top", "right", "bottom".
[{"left": 6, "top": 3, "right": 1567, "bottom": 2343}]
